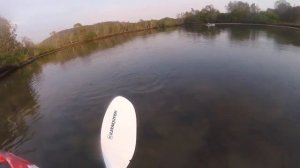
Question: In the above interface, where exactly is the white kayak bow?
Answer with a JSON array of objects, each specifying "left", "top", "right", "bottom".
[{"left": 101, "top": 96, "right": 137, "bottom": 168}]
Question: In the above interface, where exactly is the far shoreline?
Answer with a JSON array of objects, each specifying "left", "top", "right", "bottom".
[{"left": 186, "top": 22, "right": 300, "bottom": 29}]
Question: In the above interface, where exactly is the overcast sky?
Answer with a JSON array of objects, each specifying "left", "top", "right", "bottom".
[{"left": 1, "top": 0, "right": 299, "bottom": 42}]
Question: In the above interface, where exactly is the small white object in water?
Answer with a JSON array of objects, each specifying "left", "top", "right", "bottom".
[{"left": 206, "top": 23, "right": 216, "bottom": 27}]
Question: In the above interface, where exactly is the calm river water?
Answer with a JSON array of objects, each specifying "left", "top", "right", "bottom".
[{"left": 1, "top": 26, "right": 300, "bottom": 168}]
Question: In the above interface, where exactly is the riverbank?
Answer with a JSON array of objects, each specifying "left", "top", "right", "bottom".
[
  {"left": 0, "top": 23, "right": 181, "bottom": 79},
  {"left": 1, "top": 22, "right": 300, "bottom": 79}
]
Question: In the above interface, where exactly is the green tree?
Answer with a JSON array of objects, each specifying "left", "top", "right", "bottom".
[
  {"left": 293, "top": 7, "right": 300, "bottom": 23},
  {"left": 227, "top": 1, "right": 251, "bottom": 13},
  {"left": 200, "top": 5, "right": 220, "bottom": 23},
  {"left": 0, "top": 16, "right": 23, "bottom": 66},
  {"left": 256, "top": 9, "right": 279, "bottom": 23},
  {"left": 275, "top": 0, "right": 291, "bottom": 13},
  {"left": 250, "top": 3, "right": 260, "bottom": 14},
  {"left": 0, "top": 16, "right": 19, "bottom": 53},
  {"left": 275, "top": 0, "right": 293, "bottom": 21},
  {"left": 227, "top": 1, "right": 251, "bottom": 22}
]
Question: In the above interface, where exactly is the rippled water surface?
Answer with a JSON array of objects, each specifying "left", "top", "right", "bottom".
[{"left": 1, "top": 26, "right": 300, "bottom": 168}]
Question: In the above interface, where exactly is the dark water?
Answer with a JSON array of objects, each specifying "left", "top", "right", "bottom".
[{"left": 1, "top": 26, "right": 300, "bottom": 168}]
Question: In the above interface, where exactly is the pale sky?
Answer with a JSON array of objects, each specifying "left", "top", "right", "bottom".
[{"left": 0, "top": 0, "right": 299, "bottom": 42}]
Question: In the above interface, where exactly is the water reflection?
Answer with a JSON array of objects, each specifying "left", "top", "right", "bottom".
[
  {"left": 265, "top": 27, "right": 300, "bottom": 46},
  {"left": 184, "top": 25, "right": 300, "bottom": 47},
  {"left": 0, "top": 65, "right": 41, "bottom": 151},
  {"left": 183, "top": 25, "right": 222, "bottom": 40},
  {"left": 0, "top": 26, "right": 300, "bottom": 168},
  {"left": 227, "top": 25, "right": 300, "bottom": 46},
  {"left": 228, "top": 26, "right": 259, "bottom": 41}
]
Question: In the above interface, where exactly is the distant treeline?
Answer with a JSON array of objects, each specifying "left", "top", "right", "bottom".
[
  {"left": 39, "top": 18, "right": 180, "bottom": 52},
  {"left": 179, "top": 0, "right": 300, "bottom": 24}
]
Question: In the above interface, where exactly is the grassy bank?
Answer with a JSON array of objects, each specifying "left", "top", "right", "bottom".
[
  {"left": 38, "top": 18, "right": 181, "bottom": 53},
  {"left": 0, "top": 18, "right": 181, "bottom": 78}
]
